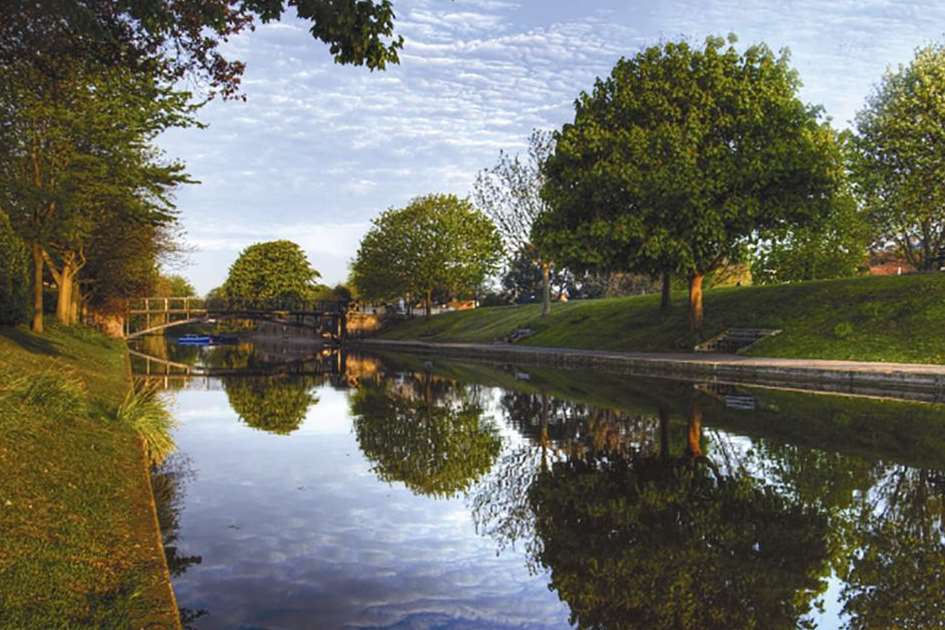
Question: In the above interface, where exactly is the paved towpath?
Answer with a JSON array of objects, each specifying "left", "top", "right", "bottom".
[{"left": 354, "top": 339, "right": 945, "bottom": 399}]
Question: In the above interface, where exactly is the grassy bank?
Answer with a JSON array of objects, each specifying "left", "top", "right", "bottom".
[
  {"left": 380, "top": 274, "right": 945, "bottom": 364},
  {"left": 0, "top": 323, "right": 178, "bottom": 629}
]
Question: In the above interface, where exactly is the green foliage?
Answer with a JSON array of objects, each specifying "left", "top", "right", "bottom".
[
  {"left": 352, "top": 194, "right": 502, "bottom": 311},
  {"left": 2, "top": 1, "right": 404, "bottom": 100},
  {"left": 224, "top": 376, "right": 318, "bottom": 435},
  {"left": 114, "top": 384, "right": 177, "bottom": 466},
  {"left": 0, "top": 210, "right": 30, "bottom": 325},
  {"left": 155, "top": 274, "right": 197, "bottom": 298},
  {"left": 538, "top": 35, "right": 843, "bottom": 328},
  {"left": 350, "top": 374, "right": 501, "bottom": 498},
  {"left": 311, "top": 283, "right": 353, "bottom": 303},
  {"left": 752, "top": 185, "right": 871, "bottom": 284},
  {"left": 0, "top": 55, "right": 195, "bottom": 329},
  {"left": 852, "top": 44, "right": 945, "bottom": 271},
  {"left": 222, "top": 240, "right": 320, "bottom": 309},
  {"left": 380, "top": 273, "right": 945, "bottom": 364}
]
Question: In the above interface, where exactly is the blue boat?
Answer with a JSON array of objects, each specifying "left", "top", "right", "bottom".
[
  {"left": 176, "top": 334, "right": 240, "bottom": 346},
  {"left": 176, "top": 334, "right": 212, "bottom": 345}
]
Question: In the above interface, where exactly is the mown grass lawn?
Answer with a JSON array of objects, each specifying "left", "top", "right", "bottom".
[
  {"left": 380, "top": 273, "right": 945, "bottom": 364},
  {"left": 0, "top": 323, "right": 177, "bottom": 629}
]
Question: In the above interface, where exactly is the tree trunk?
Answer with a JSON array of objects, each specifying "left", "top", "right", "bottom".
[
  {"left": 540, "top": 262, "right": 551, "bottom": 317},
  {"left": 688, "top": 272, "right": 704, "bottom": 332},
  {"left": 687, "top": 399, "right": 703, "bottom": 458},
  {"left": 660, "top": 272, "right": 671, "bottom": 311},
  {"left": 30, "top": 242, "right": 44, "bottom": 334},
  {"left": 55, "top": 263, "right": 74, "bottom": 325},
  {"left": 424, "top": 289, "right": 432, "bottom": 318}
]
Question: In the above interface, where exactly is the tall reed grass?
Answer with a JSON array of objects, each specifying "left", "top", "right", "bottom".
[{"left": 114, "top": 384, "right": 177, "bottom": 465}]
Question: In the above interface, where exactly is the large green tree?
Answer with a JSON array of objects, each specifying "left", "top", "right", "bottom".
[
  {"left": 537, "top": 35, "right": 843, "bottom": 332},
  {"left": 222, "top": 240, "right": 320, "bottom": 309},
  {"left": 351, "top": 194, "right": 502, "bottom": 316},
  {"left": 1, "top": 0, "right": 404, "bottom": 99},
  {"left": 0, "top": 57, "right": 193, "bottom": 331},
  {"left": 852, "top": 44, "right": 945, "bottom": 271}
]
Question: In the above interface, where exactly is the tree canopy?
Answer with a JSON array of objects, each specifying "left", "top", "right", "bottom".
[
  {"left": 537, "top": 35, "right": 843, "bottom": 331},
  {"left": 0, "top": 56, "right": 195, "bottom": 331},
  {"left": 751, "top": 183, "right": 870, "bottom": 284},
  {"left": 351, "top": 194, "right": 502, "bottom": 315},
  {"left": 222, "top": 240, "right": 320, "bottom": 309},
  {"left": 155, "top": 274, "right": 198, "bottom": 298},
  {"left": 1, "top": 0, "right": 404, "bottom": 99},
  {"left": 852, "top": 44, "right": 945, "bottom": 271}
]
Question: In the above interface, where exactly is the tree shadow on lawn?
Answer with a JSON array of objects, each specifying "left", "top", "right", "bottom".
[{"left": 0, "top": 326, "right": 61, "bottom": 357}]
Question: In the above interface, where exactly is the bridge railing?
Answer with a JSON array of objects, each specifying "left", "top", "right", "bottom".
[
  {"left": 128, "top": 297, "right": 207, "bottom": 314},
  {"left": 127, "top": 297, "right": 348, "bottom": 315}
]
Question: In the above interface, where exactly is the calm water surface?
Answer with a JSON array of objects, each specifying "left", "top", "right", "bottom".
[{"left": 132, "top": 337, "right": 945, "bottom": 629}]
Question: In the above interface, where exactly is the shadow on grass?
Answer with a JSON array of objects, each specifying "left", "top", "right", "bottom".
[{"left": 0, "top": 326, "right": 60, "bottom": 357}]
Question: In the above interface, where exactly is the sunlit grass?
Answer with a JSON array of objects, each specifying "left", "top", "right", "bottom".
[
  {"left": 380, "top": 274, "right": 945, "bottom": 364},
  {"left": 0, "top": 321, "right": 178, "bottom": 628}
]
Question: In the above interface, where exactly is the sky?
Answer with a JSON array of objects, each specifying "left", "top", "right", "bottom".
[{"left": 156, "top": 0, "right": 945, "bottom": 294}]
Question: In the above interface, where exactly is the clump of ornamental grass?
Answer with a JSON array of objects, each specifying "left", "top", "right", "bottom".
[
  {"left": 0, "top": 369, "right": 88, "bottom": 419},
  {"left": 115, "top": 384, "right": 177, "bottom": 466}
]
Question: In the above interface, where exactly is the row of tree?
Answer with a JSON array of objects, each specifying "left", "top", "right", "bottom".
[
  {"left": 0, "top": 1, "right": 406, "bottom": 333},
  {"left": 352, "top": 36, "right": 945, "bottom": 333}
]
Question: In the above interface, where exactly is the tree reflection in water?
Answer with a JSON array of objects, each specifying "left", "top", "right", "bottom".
[
  {"left": 151, "top": 454, "right": 206, "bottom": 627},
  {"left": 491, "top": 394, "right": 831, "bottom": 629},
  {"left": 469, "top": 382, "right": 945, "bottom": 630},
  {"left": 840, "top": 466, "right": 945, "bottom": 629},
  {"left": 223, "top": 375, "right": 319, "bottom": 435},
  {"left": 349, "top": 370, "right": 501, "bottom": 498}
]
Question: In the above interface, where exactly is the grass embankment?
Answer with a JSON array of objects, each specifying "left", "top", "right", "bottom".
[
  {"left": 380, "top": 274, "right": 945, "bottom": 364},
  {"left": 0, "top": 323, "right": 178, "bottom": 629}
]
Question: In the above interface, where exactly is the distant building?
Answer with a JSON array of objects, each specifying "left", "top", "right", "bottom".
[{"left": 868, "top": 252, "right": 916, "bottom": 276}]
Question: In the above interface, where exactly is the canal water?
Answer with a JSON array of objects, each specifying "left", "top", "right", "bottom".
[{"left": 131, "top": 337, "right": 945, "bottom": 629}]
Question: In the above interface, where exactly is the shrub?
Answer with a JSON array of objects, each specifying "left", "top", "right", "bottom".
[
  {"left": 115, "top": 384, "right": 177, "bottom": 465},
  {"left": 0, "top": 211, "right": 30, "bottom": 325},
  {"left": 833, "top": 322, "right": 854, "bottom": 339}
]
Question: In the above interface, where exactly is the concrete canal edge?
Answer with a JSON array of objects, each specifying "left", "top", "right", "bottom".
[
  {"left": 351, "top": 339, "right": 945, "bottom": 401},
  {"left": 123, "top": 348, "right": 182, "bottom": 630}
]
